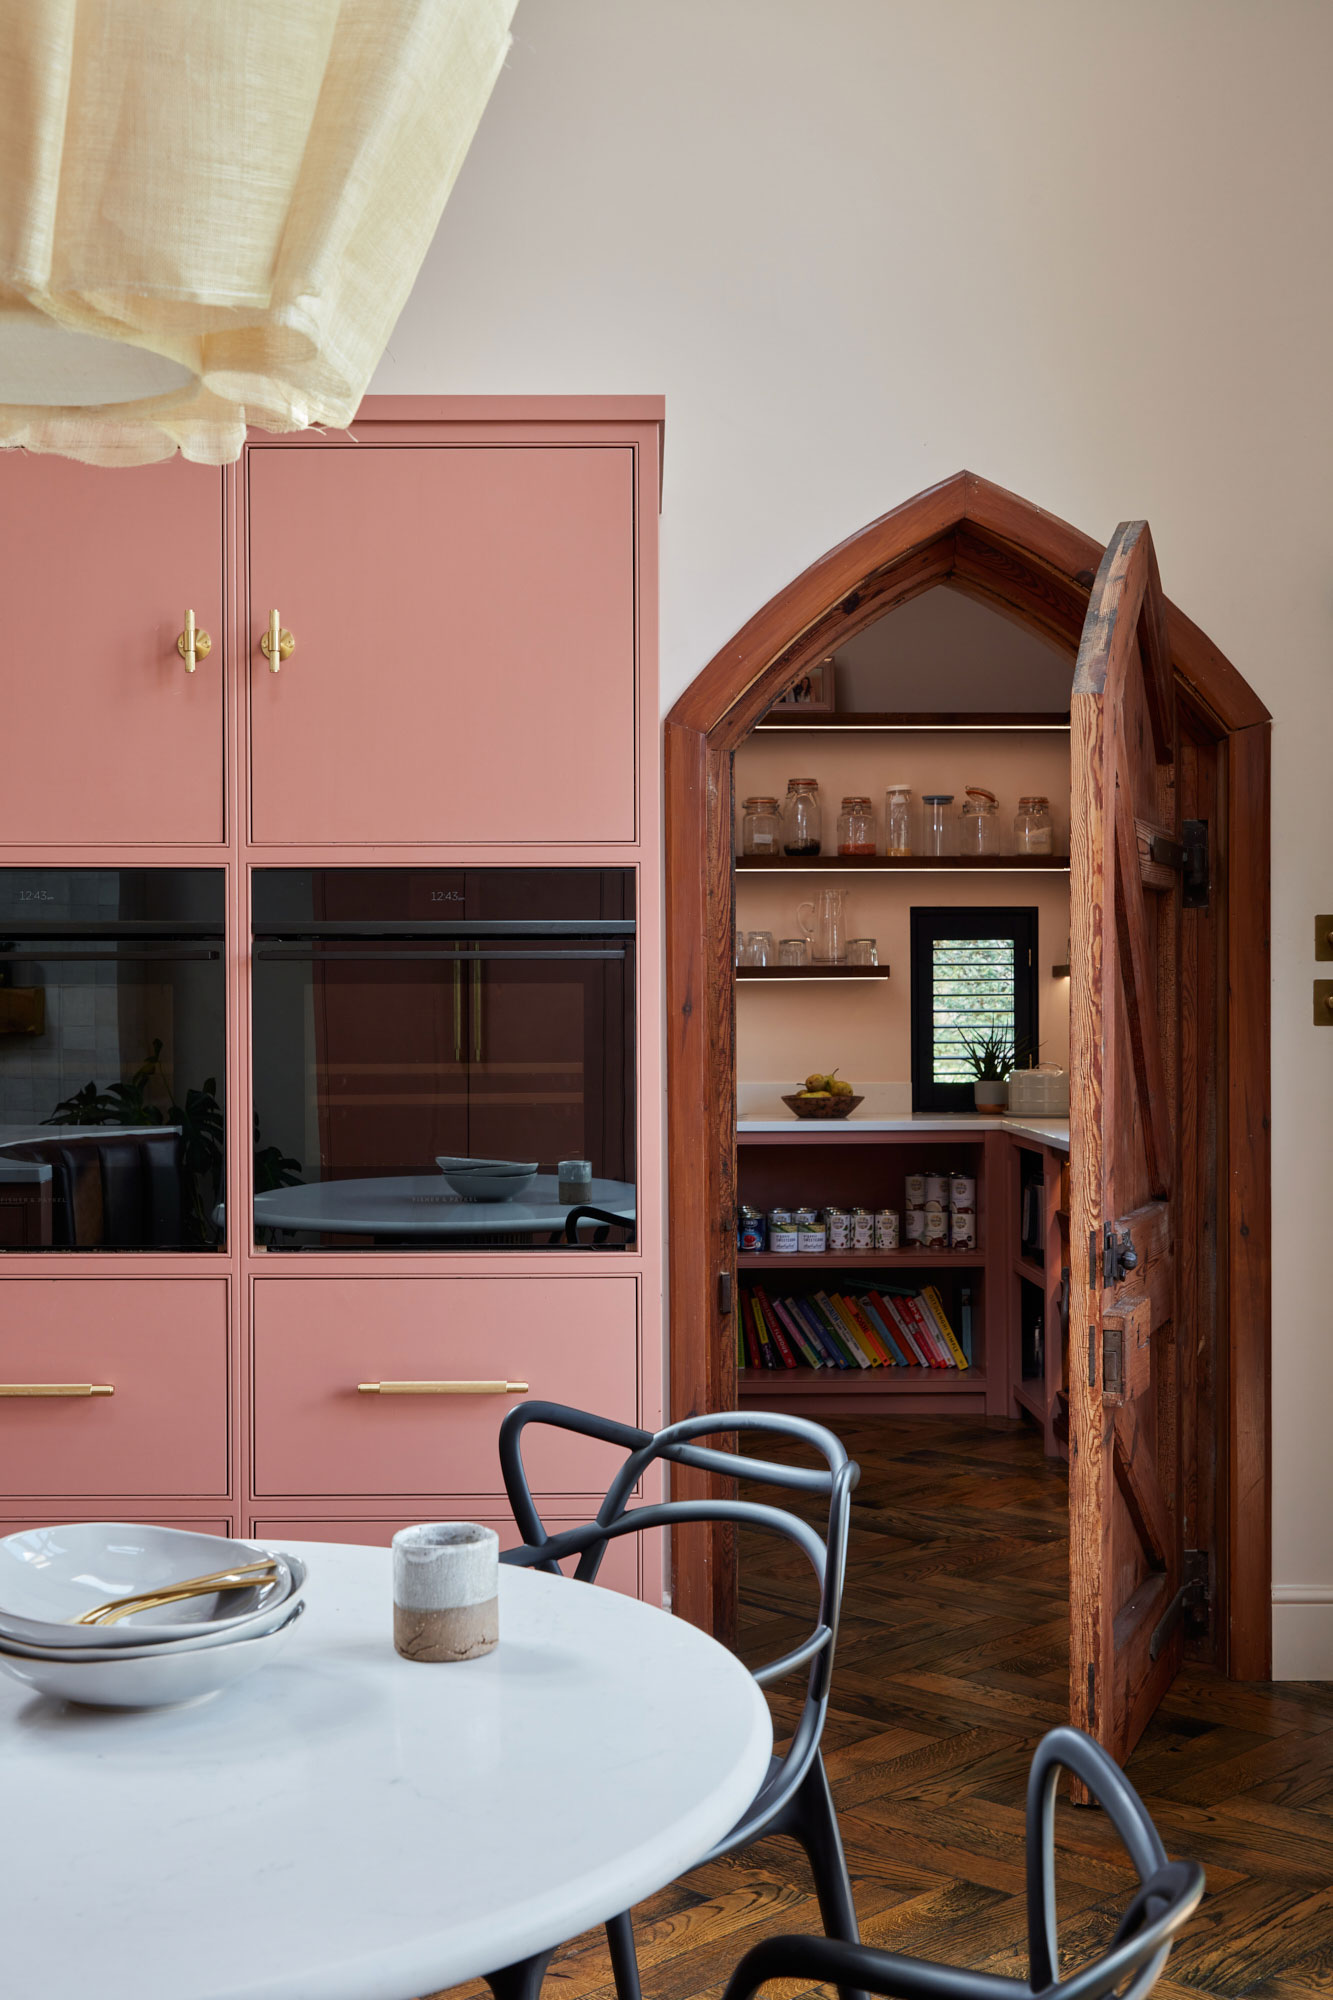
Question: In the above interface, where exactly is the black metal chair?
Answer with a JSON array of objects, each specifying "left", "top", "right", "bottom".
[
  {"left": 483, "top": 1403, "right": 862, "bottom": 2000},
  {"left": 720, "top": 1725, "right": 1205, "bottom": 2000},
  {"left": 561, "top": 1204, "right": 636, "bottom": 1246}
]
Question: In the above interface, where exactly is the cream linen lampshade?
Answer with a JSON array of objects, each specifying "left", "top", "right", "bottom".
[{"left": 0, "top": 0, "right": 516, "bottom": 465}]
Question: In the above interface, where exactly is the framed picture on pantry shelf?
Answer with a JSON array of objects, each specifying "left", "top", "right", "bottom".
[{"left": 771, "top": 658, "right": 834, "bottom": 712}]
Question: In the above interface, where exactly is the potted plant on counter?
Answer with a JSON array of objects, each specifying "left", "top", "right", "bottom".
[{"left": 961, "top": 1031, "right": 1015, "bottom": 1115}]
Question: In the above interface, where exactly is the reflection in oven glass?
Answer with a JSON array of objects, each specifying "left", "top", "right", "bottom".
[{"left": 250, "top": 868, "right": 635, "bottom": 1251}]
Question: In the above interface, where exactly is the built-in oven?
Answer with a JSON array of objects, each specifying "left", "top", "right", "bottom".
[
  {"left": 250, "top": 869, "right": 635, "bottom": 1249},
  {"left": 0, "top": 870, "right": 226, "bottom": 1251}
]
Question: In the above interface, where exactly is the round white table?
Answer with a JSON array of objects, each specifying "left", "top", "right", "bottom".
[
  {"left": 0, "top": 1547, "right": 770, "bottom": 2000},
  {"left": 244, "top": 1173, "right": 636, "bottom": 1240}
]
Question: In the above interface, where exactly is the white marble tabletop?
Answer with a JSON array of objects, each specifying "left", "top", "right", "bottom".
[
  {"left": 0, "top": 1546, "right": 771, "bottom": 2000},
  {"left": 242, "top": 1173, "right": 637, "bottom": 1237}
]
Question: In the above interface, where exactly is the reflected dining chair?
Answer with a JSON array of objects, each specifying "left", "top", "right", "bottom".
[
  {"left": 720, "top": 1725, "right": 1205, "bottom": 2000},
  {"left": 484, "top": 1403, "right": 862, "bottom": 2000}
]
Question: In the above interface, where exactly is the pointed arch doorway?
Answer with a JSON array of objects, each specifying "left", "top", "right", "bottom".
[{"left": 664, "top": 470, "right": 1271, "bottom": 1756}]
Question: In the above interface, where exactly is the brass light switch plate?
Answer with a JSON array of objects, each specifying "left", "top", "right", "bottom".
[
  {"left": 1317, "top": 917, "right": 1333, "bottom": 962},
  {"left": 1315, "top": 980, "right": 1333, "bottom": 1024}
]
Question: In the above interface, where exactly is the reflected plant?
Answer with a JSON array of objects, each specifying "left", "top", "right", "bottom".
[{"left": 43, "top": 1042, "right": 302, "bottom": 1242}]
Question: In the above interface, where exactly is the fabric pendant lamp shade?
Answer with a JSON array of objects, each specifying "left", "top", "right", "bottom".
[{"left": 0, "top": 0, "right": 516, "bottom": 465}]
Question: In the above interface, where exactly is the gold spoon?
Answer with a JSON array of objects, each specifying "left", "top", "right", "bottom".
[{"left": 71, "top": 1558, "right": 279, "bottom": 1627}]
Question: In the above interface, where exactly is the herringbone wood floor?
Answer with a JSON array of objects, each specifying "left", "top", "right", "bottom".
[{"left": 438, "top": 1416, "right": 1333, "bottom": 2000}]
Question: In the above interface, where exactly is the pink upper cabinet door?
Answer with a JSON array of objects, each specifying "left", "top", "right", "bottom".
[
  {"left": 247, "top": 445, "right": 637, "bottom": 845},
  {"left": 0, "top": 456, "right": 225, "bottom": 846}
]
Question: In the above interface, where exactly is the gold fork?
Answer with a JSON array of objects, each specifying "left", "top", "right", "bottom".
[{"left": 71, "top": 1557, "right": 279, "bottom": 1626}]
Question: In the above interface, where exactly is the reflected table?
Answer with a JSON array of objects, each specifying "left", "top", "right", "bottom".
[
  {"left": 239, "top": 1173, "right": 636, "bottom": 1242},
  {"left": 0, "top": 1546, "right": 771, "bottom": 2000}
]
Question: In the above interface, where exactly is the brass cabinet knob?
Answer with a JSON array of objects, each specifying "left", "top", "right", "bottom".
[
  {"left": 176, "top": 608, "right": 211, "bottom": 672},
  {"left": 259, "top": 608, "right": 295, "bottom": 673}
]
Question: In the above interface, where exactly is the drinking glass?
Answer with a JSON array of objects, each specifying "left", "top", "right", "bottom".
[
  {"left": 748, "top": 930, "right": 775, "bottom": 967},
  {"left": 778, "top": 937, "right": 810, "bottom": 966},
  {"left": 847, "top": 938, "right": 878, "bottom": 966}
]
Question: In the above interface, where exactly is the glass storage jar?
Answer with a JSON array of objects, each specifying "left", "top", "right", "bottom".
[
  {"left": 782, "top": 778, "right": 823, "bottom": 856},
  {"left": 958, "top": 786, "right": 1000, "bottom": 855},
  {"left": 885, "top": 785, "right": 917, "bottom": 856},
  {"left": 741, "top": 795, "right": 782, "bottom": 856},
  {"left": 836, "top": 795, "right": 876, "bottom": 856},
  {"left": 921, "top": 794, "right": 956, "bottom": 857},
  {"left": 1013, "top": 795, "right": 1054, "bottom": 854}
]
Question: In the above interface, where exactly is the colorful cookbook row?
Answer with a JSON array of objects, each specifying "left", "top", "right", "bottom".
[{"left": 738, "top": 1283, "right": 972, "bottom": 1372}]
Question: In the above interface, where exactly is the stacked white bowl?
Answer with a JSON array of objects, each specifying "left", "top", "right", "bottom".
[{"left": 0, "top": 1523, "right": 306, "bottom": 1708}]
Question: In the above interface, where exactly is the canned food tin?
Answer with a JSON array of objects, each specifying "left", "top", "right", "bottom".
[
  {"left": 769, "top": 1215, "right": 799, "bottom": 1253},
  {"left": 924, "top": 1172, "right": 950, "bottom": 1206},
  {"left": 769, "top": 1206, "right": 793, "bottom": 1225},
  {"left": 738, "top": 1204, "right": 766, "bottom": 1252},
  {"left": 904, "top": 1173, "right": 927, "bottom": 1208},
  {"left": 950, "top": 1175, "right": 976, "bottom": 1212},
  {"left": 951, "top": 1208, "right": 977, "bottom": 1250},
  {"left": 851, "top": 1206, "right": 874, "bottom": 1250},
  {"left": 826, "top": 1207, "right": 852, "bottom": 1250},
  {"left": 874, "top": 1208, "right": 900, "bottom": 1249},
  {"left": 798, "top": 1217, "right": 828, "bottom": 1254},
  {"left": 904, "top": 1207, "right": 926, "bottom": 1245},
  {"left": 922, "top": 1207, "right": 949, "bottom": 1248}
]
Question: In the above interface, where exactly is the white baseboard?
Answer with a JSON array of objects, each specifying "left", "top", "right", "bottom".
[{"left": 1272, "top": 1587, "right": 1333, "bottom": 1679}]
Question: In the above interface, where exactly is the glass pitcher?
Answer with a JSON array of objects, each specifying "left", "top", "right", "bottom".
[{"left": 797, "top": 888, "right": 850, "bottom": 964}]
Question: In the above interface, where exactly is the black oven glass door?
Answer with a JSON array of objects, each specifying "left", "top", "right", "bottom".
[
  {"left": 0, "top": 870, "right": 226, "bottom": 1251},
  {"left": 251, "top": 869, "right": 635, "bottom": 1250}
]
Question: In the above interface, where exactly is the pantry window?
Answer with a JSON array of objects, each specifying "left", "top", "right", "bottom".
[{"left": 909, "top": 907, "right": 1038, "bottom": 1113}]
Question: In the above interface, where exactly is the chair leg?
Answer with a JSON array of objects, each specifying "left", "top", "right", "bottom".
[
  {"left": 484, "top": 1948, "right": 556, "bottom": 2000},
  {"left": 605, "top": 1909, "right": 643, "bottom": 2000},
  {"left": 767, "top": 1751, "right": 868, "bottom": 2000}
]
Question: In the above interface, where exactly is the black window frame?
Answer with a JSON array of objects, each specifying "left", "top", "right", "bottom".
[{"left": 909, "top": 906, "right": 1039, "bottom": 1113}]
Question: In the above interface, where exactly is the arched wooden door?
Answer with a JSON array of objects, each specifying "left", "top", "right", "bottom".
[{"left": 664, "top": 473, "right": 1272, "bottom": 1717}]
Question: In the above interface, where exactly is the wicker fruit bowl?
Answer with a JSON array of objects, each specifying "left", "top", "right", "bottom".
[{"left": 781, "top": 1092, "right": 864, "bottom": 1121}]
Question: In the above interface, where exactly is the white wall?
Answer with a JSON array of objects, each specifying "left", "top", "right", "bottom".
[{"left": 371, "top": 0, "right": 1333, "bottom": 1676}]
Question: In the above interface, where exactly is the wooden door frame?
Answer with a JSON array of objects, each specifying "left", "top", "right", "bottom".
[{"left": 664, "top": 470, "right": 1272, "bottom": 1677}]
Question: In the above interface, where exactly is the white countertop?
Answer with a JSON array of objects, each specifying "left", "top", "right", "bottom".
[
  {"left": 0, "top": 1546, "right": 771, "bottom": 2000},
  {"left": 0, "top": 1124, "right": 182, "bottom": 1149},
  {"left": 240, "top": 1173, "right": 636, "bottom": 1238},
  {"left": 736, "top": 1086, "right": 1069, "bottom": 1151}
]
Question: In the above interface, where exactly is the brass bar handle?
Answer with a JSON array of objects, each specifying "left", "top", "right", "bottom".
[
  {"left": 260, "top": 608, "right": 296, "bottom": 673},
  {"left": 0, "top": 1383, "right": 114, "bottom": 1398},
  {"left": 176, "top": 608, "right": 212, "bottom": 672},
  {"left": 357, "top": 1380, "right": 528, "bottom": 1396},
  {"left": 472, "top": 959, "right": 483, "bottom": 1064},
  {"left": 453, "top": 961, "right": 463, "bottom": 1064}
]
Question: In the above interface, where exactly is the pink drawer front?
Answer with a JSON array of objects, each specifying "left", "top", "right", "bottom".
[
  {"left": 252, "top": 1277, "right": 638, "bottom": 1499},
  {"left": 250, "top": 1515, "right": 640, "bottom": 1597},
  {"left": 0, "top": 1280, "right": 229, "bottom": 1498}
]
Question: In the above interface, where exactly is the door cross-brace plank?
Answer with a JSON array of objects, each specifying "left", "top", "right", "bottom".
[{"left": 1114, "top": 791, "right": 1174, "bottom": 1199}]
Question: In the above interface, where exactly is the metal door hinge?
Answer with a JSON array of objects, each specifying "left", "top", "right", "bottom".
[
  {"left": 1182, "top": 820, "right": 1209, "bottom": 909},
  {"left": 718, "top": 1271, "right": 733, "bottom": 1316},
  {"left": 1149, "top": 1550, "right": 1210, "bottom": 1659}
]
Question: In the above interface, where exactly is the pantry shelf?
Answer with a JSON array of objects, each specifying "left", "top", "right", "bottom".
[
  {"left": 735, "top": 964, "right": 891, "bottom": 981},
  {"left": 736, "top": 853, "right": 1070, "bottom": 872},
  {"left": 755, "top": 711, "right": 1071, "bottom": 731},
  {"left": 738, "top": 1249, "right": 984, "bottom": 1269}
]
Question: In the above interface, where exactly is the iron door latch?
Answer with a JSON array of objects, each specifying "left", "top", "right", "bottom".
[
  {"left": 1149, "top": 1550, "right": 1211, "bottom": 1659},
  {"left": 1092, "top": 1223, "right": 1139, "bottom": 1289}
]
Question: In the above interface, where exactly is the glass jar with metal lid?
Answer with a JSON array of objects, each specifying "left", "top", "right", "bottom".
[
  {"left": 836, "top": 796, "right": 876, "bottom": 857},
  {"left": 922, "top": 794, "right": 956, "bottom": 857},
  {"left": 1013, "top": 795, "right": 1054, "bottom": 854},
  {"left": 741, "top": 795, "right": 782, "bottom": 857},
  {"left": 781, "top": 778, "right": 822, "bottom": 856}
]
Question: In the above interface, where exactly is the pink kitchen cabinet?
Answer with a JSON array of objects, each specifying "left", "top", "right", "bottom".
[
  {"left": 252, "top": 1274, "right": 639, "bottom": 1499},
  {"left": 0, "top": 456, "right": 226, "bottom": 846},
  {"left": 247, "top": 444, "right": 638, "bottom": 846},
  {"left": 0, "top": 1279, "right": 229, "bottom": 1498}
]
